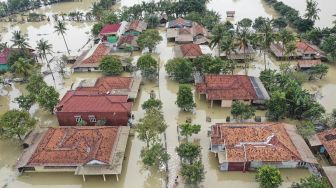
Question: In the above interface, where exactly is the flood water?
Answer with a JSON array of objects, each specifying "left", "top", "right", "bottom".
[{"left": 1, "top": 0, "right": 336, "bottom": 187}]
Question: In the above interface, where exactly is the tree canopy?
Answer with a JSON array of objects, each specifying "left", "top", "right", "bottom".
[
  {"left": 99, "top": 55, "right": 123, "bottom": 75},
  {"left": 137, "top": 29, "right": 162, "bottom": 53},
  {"left": 231, "top": 101, "right": 256, "bottom": 121},
  {"left": 0, "top": 109, "right": 36, "bottom": 141},
  {"left": 165, "top": 58, "right": 193, "bottom": 83},
  {"left": 256, "top": 165, "right": 283, "bottom": 188},
  {"left": 179, "top": 123, "right": 201, "bottom": 141},
  {"left": 176, "top": 85, "right": 195, "bottom": 112},
  {"left": 137, "top": 53, "right": 158, "bottom": 80}
]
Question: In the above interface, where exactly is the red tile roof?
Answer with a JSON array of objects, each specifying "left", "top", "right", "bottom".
[
  {"left": 77, "top": 77, "right": 133, "bottom": 94},
  {"left": 179, "top": 28, "right": 192, "bottom": 35},
  {"left": 180, "top": 43, "right": 203, "bottom": 58},
  {"left": 211, "top": 123, "right": 302, "bottom": 162},
  {"left": 56, "top": 91, "right": 132, "bottom": 113},
  {"left": 318, "top": 128, "right": 336, "bottom": 165},
  {"left": 196, "top": 75, "right": 257, "bottom": 100},
  {"left": 296, "top": 41, "right": 317, "bottom": 53},
  {"left": 99, "top": 23, "right": 121, "bottom": 35},
  {"left": 82, "top": 44, "right": 110, "bottom": 65},
  {"left": 27, "top": 126, "right": 119, "bottom": 166},
  {"left": 0, "top": 48, "right": 11, "bottom": 65}
]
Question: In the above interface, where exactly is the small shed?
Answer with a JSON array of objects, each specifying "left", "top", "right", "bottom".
[{"left": 226, "top": 11, "right": 235, "bottom": 18}]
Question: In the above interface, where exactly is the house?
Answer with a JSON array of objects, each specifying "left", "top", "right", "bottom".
[
  {"left": 99, "top": 23, "right": 122, "bottom": 43},
  {"left": 166, "top": 22, "right": 210, "bottom": 44},
  {"left": 76, "top": 76, "right": 142, "bottom": 100},
  {"left": 220, "top": 45, "right": 256, "bottom": 60},
  {"left": 307, "top": 128, "right": 336, "bottom": 166},
  {"left": 124, "top": 20, "right": 147, "bottom": 36},
  {"left": 297, "top": 59, "right": 321, "bottom": 70},
  {"left": 72, "top": 43, "right": 110, "bottom": 72},
  {"left": 0, "top": 48, "right": 11, "bottom": 71},
  {"left": 270, "top": 41, "right": 326, "bottom": 60},
  {"left": 174, "top": 43, "right": 211, "bottom": 59},
  {"left": 210, "top": 122, "right": 317, "bottom": 172},
  {"left": 55, "top": 90, "right": 132, "bottom": 126},
  {"left": 167, "top": 17, "right": 192, "bottom": 28},
  {"left": 17, "top": 126, "right": 130, "bottom": 181},
  {"left": 296, "top": 41, "right": 326, "bottom": 60},
  {"left": 195, "top": 75, "right": 270, "bottom": 107},
  {"left": 0, "top": 48, "right": 35, "bottom": 72},
  {"left": 117, "top": 35, "right": 139, "bottom": 51}
]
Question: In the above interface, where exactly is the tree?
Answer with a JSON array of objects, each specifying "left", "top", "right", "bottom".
[
  {"left": 180, "top": 161, "right": 205, "bottom": 185},
  {"left": 15, "top": 94, "right": 35, "bottom": 111},
  {"left": 179, "top": 123, "right": 201, "bottom": 141},
  {"left": 291, "top": 175, "right": 329, "bottom": 188},
  {"left": 165, "top": 58, "right": 193, "bottom": 83},
  {"left": 54, "top": 20, "right": 70, "bottom": 55},
  {"left": 236, "top": 24, "right": 251, "bottom": 73},
  {"left": 310, "top": 64, "right": 329, "bottom": 80},
  {"left": 210, "top": 23, "right": 228, "bottom": 57},
  {"left": 141, "top": 143, "right": 170, "bottom": 168},
  {"left": 321, "top": 35, "right": 336, "bottom": 61},
  {"left": 0, "top": 109, "right": 36, "bottom": 141},
  {"left": 37, "top": 85, "right": 59, "bottom": 113},
  {"left": 137, "top": 29, "right": 162, "bottom": 53},
  {"left": 257, "top": 18, "right": 276, "bottom": 70},
  {"left": 26, "top": 74, "right": 47, "bottom": 95},
  {"left": 267, "top": 90, "right": 287, "bottom": 121},
  {"left": 101, "top": 11, "right": 118, "bottom": 25},
  {"left": 36, "top": 39, "right": 55, "bottom": 85},
  {"left": 176, "top": 142, "right": 201, "bottom": 164},
  {"left": 176, "top": 85, "right": 195, "bottom": 112},
  {"left": 231, "top": 101, "right": 256, "bottom": 121},
  {"left": 256, "top": 166, "right": 283, "bottom": 188},
  {"left": 11, "top": 30, "right": 30, "bottom": 51},
  {"left": 145, "top": 14, "right": 159, "bottom": 29},
  {"left": 142, "top": 98, "right": 162, "bottom": 111},
  {"left": 272, "top": 17, "right": 288, "bottom": 30},
  {"left": 11, "top": 58, "right": 33, "bottom": 78},
  {"left": 91, "top": 22, "right": 103, "bottom": 36},
  {"left": 99, "top": 55, "right": 123, "bottom": 75},
  {"left": 297, "top": 121, "right": 316, "bottom": 139},
  {"left": 137, "top": 53, "right": 158, "bottom": 80},
  {"left": 304, "top": 0, "right": 320, "bottom": 22},
  {"left": 136, "top": 108, "right": 167, "bottom": 148}
]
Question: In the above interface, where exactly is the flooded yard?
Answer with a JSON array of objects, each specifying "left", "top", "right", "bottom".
[{"left": 0, "top": 0, "right": 336, "bottom": 187}]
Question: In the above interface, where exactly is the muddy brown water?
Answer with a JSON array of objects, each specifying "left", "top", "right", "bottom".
[{"left": 1, "top": 0, "right": 336, "bottom": 187}]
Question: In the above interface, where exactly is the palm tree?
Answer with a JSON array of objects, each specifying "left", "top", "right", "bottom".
[
  {"left": 10, "top": 30, "right": 30, "bottom": 52},
  {"left": 284, "top": 42, "right": 297, "bottom": 65},
  {"left": 235, "top": 26, "right": 250, "bottom": 75},
  {"left": 210, "top": 23, "right": 227, "bottom": 57},
  {"left": 36, "top": 39, "right": 56, "bottom": 86},
  {"left": 304, "top": 0, "right": 320, "bottom": 22},
  {"left": 257, "top": 18, "right": 276, "bottom": 70},
  {"left": 277, "top": 29, "right": 296, "bottom": 64},
  {"left": 54, "top": 20, "right": 70, "bottom": 55},
  {"left": 11, "top": 58, "right": 33, "bottom": 78}
]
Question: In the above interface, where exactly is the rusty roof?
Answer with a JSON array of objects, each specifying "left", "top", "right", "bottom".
[
  {"left": 77, "top": 77, "right": 133, "bottom": 94},
  {"left": 179, "top": 43, "right": 203, "bottom": 58},
  {"left": 196, "top": 75, "right": 257, "bottom": 100},
  {"left": 126, "top": 20, "right": 147, "bottom": 32},
  {"left": 99, "top": 23, "right": 121, "bottom": 35},
  {"left": 27, "top": 126, "right": 119, "bottom": 166},
  {"left": 82, "top": 44, "right": 110, "bottom": 65},
  {"left": 211, "top": 123, "right": 303, "bottom": 162},
  {"left": 318, "top": 128, "right": 336, "bottom": 164},
  {"left": 56, "top": 90, "right": 132, "bottom": 113}
]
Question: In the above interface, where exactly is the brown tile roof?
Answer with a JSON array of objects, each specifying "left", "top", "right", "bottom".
[
  {"left": 179, "top": 43, "right": 203, "bottom": 58},
  {"left": 297, "top": 59, "right": 321, "bottom": 68},
  {"left": 179, "top": 28, "right": 192, "bottom": 35},
  {"left": 82, "top": 44, "right": 110, "bottom": 65},
  {"left": 117, "top": 35, "right": 138, "bottom": 48},
  {"left": 77, "top": 77, "right": 133, "bottom": 94},
  {"left": 296, "top": 41, "right": 318, "bottom": 54},
  {"left": 211, "top": 123, "right": 302, "bottom": 162},
  {"left": 318, "top": 128, "right": 336, "bottom": 165},
  {"left": 27, "top": 126, "right": 119, "bottom": 166},
  {"left": 56, "top": 90, "right": 132, "bottom": 113},
  {"left": 196, "top": 75, "right": 257, "bottom": 100}
]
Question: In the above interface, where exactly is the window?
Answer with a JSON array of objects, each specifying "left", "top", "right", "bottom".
[
  {"left": 74, "top": 115, "right": 82, "bottom": 123},
  {"left": 89, "top": 115, "right": 96, "bottom": 122}
]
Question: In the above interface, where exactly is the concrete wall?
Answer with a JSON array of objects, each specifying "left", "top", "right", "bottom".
[{"left": 221, "top": 100, "right": 232, "bottom": 108}]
